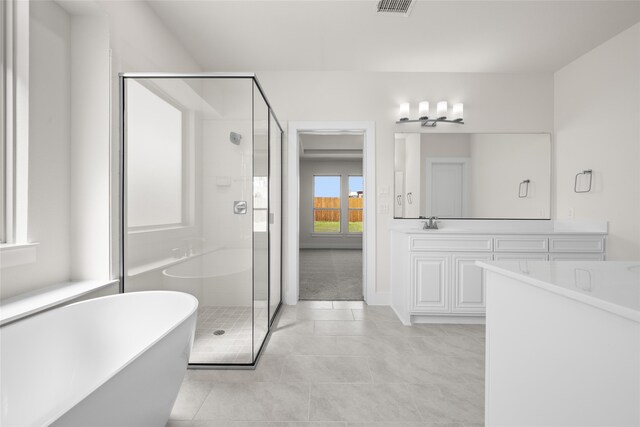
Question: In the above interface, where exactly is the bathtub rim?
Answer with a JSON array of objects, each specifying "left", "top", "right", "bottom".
[
  {"left": 161, "top": 248, "right": 252, "bottom": 280},
  {"left": 2, "top": 290, "right": 198, "bottom": 427}
]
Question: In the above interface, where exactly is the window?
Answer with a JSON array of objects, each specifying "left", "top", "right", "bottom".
[
  {"left": 126, "top": 80, "right": 185, "bottom": 229},
  {"left": 313, "top": 176, "right": 341, "bottom": 233},
  {"left": 348, "top": 176, "right": 364, "bottom": 233}
]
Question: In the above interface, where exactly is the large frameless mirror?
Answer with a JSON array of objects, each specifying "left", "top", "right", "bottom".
[{"left": 394, "top": 133, "right": 551, "bottom": 219}]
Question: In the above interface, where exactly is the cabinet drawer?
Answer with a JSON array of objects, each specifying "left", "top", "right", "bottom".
[
  {"left": 549, "top": 237, "right": 605, "bottom": 253},
  {"left": 494, "top": 237, "right": 548, "bottom": 252},
  {"left": 549, "top": 253, "right": 604, "bottom": 261},
  {"left": 410, "top": 236, "right": 492, "bottom": 252},
  {"left": 493, "top": 252, "right": 549, "bottom": 261}
]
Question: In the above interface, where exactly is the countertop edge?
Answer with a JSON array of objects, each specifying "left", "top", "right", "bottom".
[
  {"left": 476, "top": 262, "right": 640, "bottom": 323},
  {"left": 390, "top": 229, "right": 607, "bottom": 235}
]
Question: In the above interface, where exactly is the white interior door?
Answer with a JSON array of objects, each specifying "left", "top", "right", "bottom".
[
  {"left": 431, "top": 162, "right": 463, "bottom": 217},
  {"left": 394, "top": 171, "right": 404, "bottom": 217}
]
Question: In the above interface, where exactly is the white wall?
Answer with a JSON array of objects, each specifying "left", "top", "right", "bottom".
[
  {"left": 98, "top": 0, "right": 203, "bottom": 283},
  {"left": 403, "top": 134, "right": 421, "bottom": 218},
  {"left": 259, "top": 71, "right": 554, "bottom": 295},
  {"left": 554, "top": 23, "right": 640, "bottom": 260},
  {"left": 202, "top": 117, "right": 254, "bottom": 252},
  {"left": 69, "top": 14, "right": 110, "bottom": 281},
  {"left": 299, "top": 158, "right": 363, "bottom": 249},
  {"left": 1, "top": 0, "right": 204, "bottom": 300},
  {"left": 1, "top": 0, "right": 71, "bottom": 298},
  {"left": 469, "top": 134, "right": 551, "bottom": 219}
]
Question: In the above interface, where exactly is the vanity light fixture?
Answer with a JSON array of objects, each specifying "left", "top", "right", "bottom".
[
  {"left": 396, "top": 101, "right": 464, "bottom": 127},
  {"left": 418, "top": 101, "right": 430, "bottom": 120},
  {"left": 398, "top": 102, "right": 410, "bottom": 121},
  {"left": 437, "top": 101, "right": 448, "bottom": 119}
]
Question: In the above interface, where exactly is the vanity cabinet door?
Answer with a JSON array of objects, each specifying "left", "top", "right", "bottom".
[
  {"left": 410, "top": 254, "right": 450, "bottom": 313},
  {"left": 452, "top": 253, "right": 493, "bottom": 314}
]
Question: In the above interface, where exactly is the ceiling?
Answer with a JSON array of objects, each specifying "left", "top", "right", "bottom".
[{"left": 147, "top": 0, "right": 640, "bottom": 73}]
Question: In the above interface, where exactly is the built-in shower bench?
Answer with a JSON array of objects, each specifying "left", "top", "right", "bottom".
[{"left": 0, "top": 279, "right": 119, "bottom": 326}]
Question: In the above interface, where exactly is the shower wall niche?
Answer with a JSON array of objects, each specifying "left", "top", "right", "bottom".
[{"left": 120, "top": 74, "right": 283, "bottom": 367}]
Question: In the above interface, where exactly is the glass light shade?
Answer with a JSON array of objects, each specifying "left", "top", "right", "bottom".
[
  {"left": 437, "top": 101, "right": 448, "bottom": 119},
  {"left": 418, "top": 101, "right": 429, "bottom": 120},
  {"left": 452, "top": 103, "right": 464, "bottom": 121},
  {"left": 399, "top": 102, "right": 410, "bottom": 121}
]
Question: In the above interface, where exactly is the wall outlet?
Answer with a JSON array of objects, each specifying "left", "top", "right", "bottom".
[
  {"left": 378, "top": 203, "right": 389, "bottom": 214},
  {"left": 568, "top": 208, "right": 575, "bottom": 218}
]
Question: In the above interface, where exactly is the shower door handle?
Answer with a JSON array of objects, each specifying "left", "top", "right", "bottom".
[{"left": 233, "top": 201, "right": 247, "bottom": 214}]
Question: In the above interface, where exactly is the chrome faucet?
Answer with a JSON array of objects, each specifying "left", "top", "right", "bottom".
[{"left": 423, "top": 216, "right": 439, "bottom": 230}]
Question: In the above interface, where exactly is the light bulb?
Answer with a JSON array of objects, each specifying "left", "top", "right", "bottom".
[
  {"left": 398, "top": 102, "right": 410, "bottom": 121},
  {"left": 452, "top": 103, "right": 464, "bottom": 121},
  {"left": 437, "top": 101, "right": 448, "bottom": 119},
  {"left": 418, "top": 101, "right": 429, "bottom": 120}
]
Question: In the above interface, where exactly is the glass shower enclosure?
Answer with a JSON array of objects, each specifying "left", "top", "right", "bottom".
[{"left": 119, "top": 73, "right": 283, "bottom": 367}]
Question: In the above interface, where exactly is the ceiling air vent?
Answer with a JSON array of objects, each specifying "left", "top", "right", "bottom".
[{"left": 377, "top": 0, "right": 415, "bottom": 16}]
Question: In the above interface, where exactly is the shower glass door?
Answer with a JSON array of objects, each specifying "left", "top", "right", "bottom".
[
  {"left": 269, "top": 111, "right": 282, "bottom": 325},
  {"left": 122, "top": 74, "right": 281, "bottom": 367}
]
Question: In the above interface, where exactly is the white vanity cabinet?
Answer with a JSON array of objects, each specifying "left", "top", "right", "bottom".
[
  {"left": 411, "top": 254, "right": 450, "bottom": 313},
  {"left": 390, "top": 228, "right": 607, "bottom": 325},
  {"left": 451, "top": 253, "right": 493, "bottom": 313}
]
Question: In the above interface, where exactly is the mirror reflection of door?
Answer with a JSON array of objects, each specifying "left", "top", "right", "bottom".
[
  {"left": 394, "top": 133, "right": 551, "bottom": 219},
  {"left": 394, "top": 171, "right": 404, "bottom": 217},
  {"left": 426, "top": 158, "right": 469, "bottom": 217}
]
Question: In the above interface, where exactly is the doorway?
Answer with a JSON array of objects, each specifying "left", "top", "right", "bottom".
[
  {"left": 285, "top": 121, "right": 377, "bottom": 306},
  {"left": 298, "top": 133, "right": 364, "bottom": 300}
]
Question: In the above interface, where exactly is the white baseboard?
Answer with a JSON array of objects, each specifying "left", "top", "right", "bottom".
[
  {"left": 411, "top": 315, "right": 486, "bottom": 325},
  {"left": 390, "top": 303, "right": 411, "bottom": 325},
  {"left": 365, "top": 291, "right": 390, "bottom": 306}
]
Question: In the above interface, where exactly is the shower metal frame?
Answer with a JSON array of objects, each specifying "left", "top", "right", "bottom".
[{"left": 119, "top": 73, "right": 284, "bottom": 369}]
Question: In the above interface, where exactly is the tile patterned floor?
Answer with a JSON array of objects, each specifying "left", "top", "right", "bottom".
[
  {"left": 168, "top": 301, "right": 485, "bottom": 426},
  {"left": 191, "top": 306, "right": 254, "bottom": 364}
]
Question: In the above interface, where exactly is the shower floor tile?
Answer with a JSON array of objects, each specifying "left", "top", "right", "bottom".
[{"left": 190, "top": 306, "right": 265, "bottom": 364}]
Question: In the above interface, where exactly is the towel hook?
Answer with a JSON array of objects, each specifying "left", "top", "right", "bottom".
[
  {"left": 574, "top": 170, "right": 593, "bottom": 193},
  {"left": 518, "top": 179, "right": 530, "bottom": 198}
]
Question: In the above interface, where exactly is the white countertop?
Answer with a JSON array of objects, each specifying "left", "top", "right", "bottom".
[
  {"left": 477, "top": 261, "right": 640, "bottom": 322},
  {"left": 389, "top": 219, "right": 607, "bottom": 235},
  {"left": 390, "top": 228, "right": 607, "bottom": 235}
]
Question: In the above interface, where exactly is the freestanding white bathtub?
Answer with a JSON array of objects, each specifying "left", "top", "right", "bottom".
[{"left": 0, "top": 291, "right": 198, "bottom": 427}]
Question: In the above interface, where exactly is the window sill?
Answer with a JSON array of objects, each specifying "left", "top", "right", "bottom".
[
  {"left": 0, "top": 279, "right": 119, "bottom": 326},
  {"left": 0, "top": 243, "right": 40, "bottom": 268}
]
